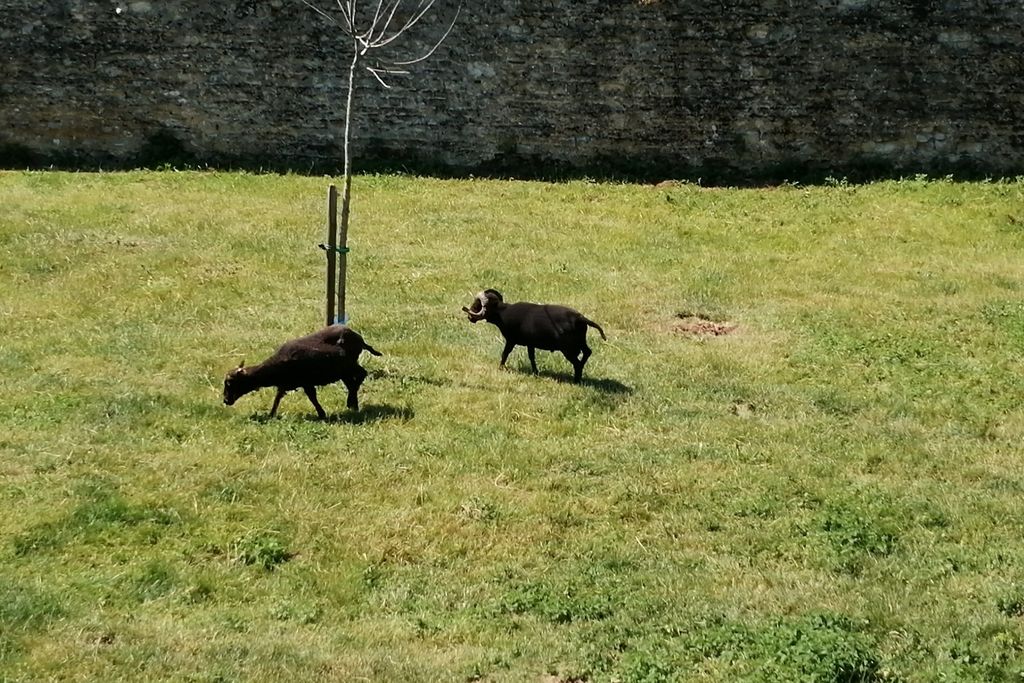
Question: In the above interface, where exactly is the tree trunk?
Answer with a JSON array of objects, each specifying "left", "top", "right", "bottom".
[{"left": 337, "top": 39, "right": 359, "bottom": 323}]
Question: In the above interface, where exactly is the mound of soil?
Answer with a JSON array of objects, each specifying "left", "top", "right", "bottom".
[{"left": 672, "top": 315, "right": 738, "bottom": 338}]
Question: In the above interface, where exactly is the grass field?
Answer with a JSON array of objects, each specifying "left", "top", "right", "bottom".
[{"left": 2, "top": 170, "right": 1024, "bottom": 682}]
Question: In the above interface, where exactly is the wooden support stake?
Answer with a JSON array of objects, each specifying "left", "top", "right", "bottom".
[{"left": 325, "top": 184, "right": 338, "bottom": 326}]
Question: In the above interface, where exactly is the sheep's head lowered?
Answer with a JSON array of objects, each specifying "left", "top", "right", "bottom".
[
  {"left": 462, "top": 289, "right": 503, "bottom": 323},
  {"left": 220, "top": 324, "right": 381, "bottom": 418},
  {"left": 222, "top": 361, "right": 250, "bottom": 406}
]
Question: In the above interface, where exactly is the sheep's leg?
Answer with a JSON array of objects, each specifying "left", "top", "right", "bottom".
[
  {"left": 499, "top": 340, "right": 516, "bottom": 367},
  {"left": 577, "top": 343, "right": 592, "bottom": 382},
  {"left": 527, "top": 346, "right": 538, "bottom": 373},
  {"left": 344, "top": 366, "right": 368, "bottom": 411},
  {"left": 562, "top": 349, "right": 586, "bottom": 383},
  {"left": 268, "top": 388, "right": 286, "bottom": 417},
  {"left": 303, "top": 386, "right": 328, "bottom": 419}
]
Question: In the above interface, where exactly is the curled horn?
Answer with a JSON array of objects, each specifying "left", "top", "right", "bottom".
[{"left": 463, "top": 290, "right": 489, "bottom": 321}]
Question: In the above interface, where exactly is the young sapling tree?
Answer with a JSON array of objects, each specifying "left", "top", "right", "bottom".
[{"left": 303, "top": 0, "right": 461, "bottom": 324}]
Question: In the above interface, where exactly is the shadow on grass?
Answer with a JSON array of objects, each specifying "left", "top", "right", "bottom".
[
  {"left": 319, "top": 404, "right": 414, "bottom": 424},
  {"left": 367, "top": 367, "right": 449, "bottom": 387},
  {"left": 246, "top": 404, "right": 414, "bottom": 425},
  {"left": 534, "top": 370, "right": 633, "bottom": 395}
]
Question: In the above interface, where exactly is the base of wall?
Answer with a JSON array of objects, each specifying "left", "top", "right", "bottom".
[{"left": 3, "top": 138, "right": 1018, "bottom": 187}]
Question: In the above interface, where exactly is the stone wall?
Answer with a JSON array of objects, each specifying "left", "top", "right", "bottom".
[{"left": 2, "top": 0, "right": 1022, "bottom": 180}]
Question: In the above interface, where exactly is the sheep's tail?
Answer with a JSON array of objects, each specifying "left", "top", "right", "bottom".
[
  {"left": 585, "top": 318, "right": 607, "bottom": 341},
  {"left": 363, "top": 342, "right": 383, "bottom": 357}
]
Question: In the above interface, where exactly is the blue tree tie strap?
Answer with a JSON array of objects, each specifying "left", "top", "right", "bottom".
[{"left": 318, "top": 244, "right": 350, "bottom": 254}]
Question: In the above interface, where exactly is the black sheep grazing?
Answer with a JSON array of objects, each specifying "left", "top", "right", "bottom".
[
  {"left": 223, "top": 324, "right": 382, "bottom": 418},
  {"left": 462, "top": 288, "right": 606, "bottom": 382}
]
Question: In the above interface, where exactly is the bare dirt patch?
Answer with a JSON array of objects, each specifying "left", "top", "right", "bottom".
[
  {"left": 671, "top": 313, "right": 738, "bottom": 338},
  {"left": 730, "top": 401, "right": 756, "bottom": 418}
]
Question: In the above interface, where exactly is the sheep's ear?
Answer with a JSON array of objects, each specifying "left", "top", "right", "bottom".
[{"left": 237, "top": 359, "right": 245, "bottom": 369}]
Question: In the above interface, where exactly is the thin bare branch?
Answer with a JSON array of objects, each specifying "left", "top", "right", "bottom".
[
  {"left": 366, "top": 68, "right": 392, "bottom": 88},
  {"left": 305, "top": 0, "right": 459, "bottom": 61},
  {"left": 348, "top": 0, "right": 358, "bottom": 33},
  {"left": 353, "top": 0, "right": 381, "bottom": 41},
  {"left": 365, "top": 64, "right": 411, "bottom": 88},
  {"left": 368, "top": 0, "right": 386, "bottom": 28},
  {"left": 335, "top": 0, "right": 354, "bottom": 32},
  {"left": 370, "top": 0, "right": 437, "bottom": 49},
  {"left": 361, "top": 0, "right": 398, "bottom": 42},
  {"left": 391, "top": 3, "right": 460, "bottom": 65},
  {"left": 301, "top": 0, "right": 341, "bottom": 28},
  {"left": 363, "top": 0, "right": 405, "bottom": 46},
  {"left": 365, "top": 0, "right": 423, "bottom": 46},
  {"left": 368, "top": 64, "right": 410, "bottom": 76}
]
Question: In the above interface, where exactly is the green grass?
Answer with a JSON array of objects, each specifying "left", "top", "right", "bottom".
[{"left": 2, "top": 170, "right": 1024, "bottom": 681}]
